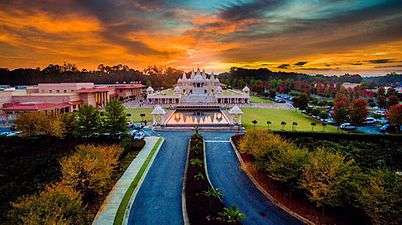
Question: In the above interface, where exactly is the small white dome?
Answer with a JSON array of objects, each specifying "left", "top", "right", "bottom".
[
  {"left": 151, "top": 105, "right": 166, "bottom": 115},
  {"left": 229, "top": 105, "right": 243, "bottom": 115},
  {"left": 242, "top": 86, "right": 250, "bottom": 92},
  {"left": 146, "top": 86, "right": 154, "bottom": 92}
]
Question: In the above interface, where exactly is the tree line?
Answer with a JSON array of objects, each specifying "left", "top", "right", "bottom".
[{"left": 0, "top": 63, "right": 183, "bottom": 88}]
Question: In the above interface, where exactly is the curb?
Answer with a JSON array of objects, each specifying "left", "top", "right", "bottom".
[
  {"left": 181, "top": 139, "right": 191, "bottom": 225},
  {"left": 92, "top": 137, "right": 164, "bottom": 225},
  {"left": 120, "top": 137, "right": 164, "bottom": 225},
  {"left": 229, "top": 138, "right": 315, "bottom": 225}
]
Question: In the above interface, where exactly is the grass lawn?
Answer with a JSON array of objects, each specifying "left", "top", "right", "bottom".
[
  {"left": 125, "top": 108, "right": 153, "bottom": 123},
  {"left": 250, "top": 95, "right": 273, "bottom": 103},
  {"left": 242, "top": 108, "right": 339, "bottom": 132}
]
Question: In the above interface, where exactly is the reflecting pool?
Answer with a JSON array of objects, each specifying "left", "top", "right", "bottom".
[{"left": 165, "top": 110, "right": 230, "bottom": 126}]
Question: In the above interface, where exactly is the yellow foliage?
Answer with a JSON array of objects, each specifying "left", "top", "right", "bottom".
[
  {"left": 300, "top": 148, "right": 359, "bottom": 207},
  {"left": 10, "top": 183, "right": 87, "bottom": 225},
  {"left": 239, "top": 128, "right": 295, "bottom": 159},
  {"left": 15, "top": 112, "right": 65, "bottom": 137},
  {"left": 60, "top": 144, "right": 122, "bottom": 199}
]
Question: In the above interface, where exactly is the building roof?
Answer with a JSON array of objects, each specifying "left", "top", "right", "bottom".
[
  {"left": 151, "top": 105, "right": 166, "bottom": 115},
  {"left": 228, "top": 105, "right": 243, "bottom": 114},
  {"left": 1, "top": 102, "right": 70, "bottom": 111},
  {"left": 111, "top": 83, "right": 145, "bottom": 89},
  {"left": 146, "top": 86, "right": 154, "bottom": 92},
  {"left": 76, "top": 87, "right": 113, "bottom": 93}
]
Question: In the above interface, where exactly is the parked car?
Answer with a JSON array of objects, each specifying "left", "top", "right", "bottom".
[
  {"left": 364, "top": 117, "right": 377, "bottom": 124},
  {"left": 323, "top": 118, "right": 336, "bottom": 124},
  {"left": 134, "top": 131, "right": 145, "bottom": 140},
  {"left": 340, "top": 123, "right": 357, "bottom": 130}
]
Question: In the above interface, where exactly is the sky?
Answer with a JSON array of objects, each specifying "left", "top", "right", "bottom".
[{"left": 0, "top": 0, "right": 402, "bottom": 75}]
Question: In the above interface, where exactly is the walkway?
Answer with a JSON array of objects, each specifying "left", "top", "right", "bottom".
[
  {"left": 204, "top": 132, "right": 302, "bottom": 225},
  {"left": 127, "top": 131, "right": 192, "bottom": 225},
  {"left": 92, "top": 136, "right": 162, "bottom": 225}
]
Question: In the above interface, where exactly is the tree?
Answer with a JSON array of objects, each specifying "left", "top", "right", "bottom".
[
  {"left": 74, "top": 105, "right": 101, "bottom": 137},
  {"left": 265, "top": 146, "right": 308, "bottom": 186},
  {"left": 333, "top": 95, "right": 349, "bottom": 124},
  {"left": 387, "top": 104, "right": 402, "bottom": 132},
  {"left": 266, "top": 121, "right": 272, "bottom": 130},
  {"left": 251, "top": 120, "right": 258, "bottom": 128},
  {"left": 293, "top": 92, "right": 309, "bottom": 109},
  {"left": 387, "top": 95, "right": 399, "bottom": 108},
  {"left": 104, "top": 100, "right": 128, "bottom": 136},
  {"left": 359, "top": 169, "right": 402, "bottom": 225},
  {"left": 349, "top": 98, "right": 368, "bottom": 125},
  {"left": 60, "top": 144, "right": 122, "bottom": 202},
  {"left": 301, "top": 148, "right": 362, "bottom": 208},
  {"left": 62, "top": 112, "right": 76, "bottom": 135},
  {"left": 377, "top": 87, "right": 386, "bottom": 108},
  {"left": 281, "top": 121, "right": 286, "bottom": 130},
  {"left": 9, "top": 183, "right": 87, "bottom": 225},
  {"left": 15, "top": 112, "right": 65, "bottom": 137},
  {"left": 310, "top": 122, "right": 316, "bottom": 131}
]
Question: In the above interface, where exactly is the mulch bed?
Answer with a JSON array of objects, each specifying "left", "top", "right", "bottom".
[{"left": 185, "top": 134, "right": 241, "bottom": 225}]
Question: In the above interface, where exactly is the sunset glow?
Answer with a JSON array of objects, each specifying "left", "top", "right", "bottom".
[{"left": 1, "top": 0, "right": 402, "bottom": 75}]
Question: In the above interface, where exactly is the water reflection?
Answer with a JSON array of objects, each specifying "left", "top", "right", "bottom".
[{"left": 166, "top": 110, "right": 229, "bottom": 125}]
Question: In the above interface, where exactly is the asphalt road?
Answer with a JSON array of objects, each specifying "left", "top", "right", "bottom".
[
  {"left": 127, "top": 131, "right": 191, "bottom": 225},
  {"left": 204, "top": 132, "right": 303, "bottom": 225}
]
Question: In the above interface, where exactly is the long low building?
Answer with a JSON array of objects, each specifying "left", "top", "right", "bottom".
[{"left": 0, "top": 82, "right": 144, "bottom": 115}]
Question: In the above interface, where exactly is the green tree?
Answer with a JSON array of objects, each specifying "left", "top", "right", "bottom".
[
  {"left": 104, "top": 100, "right": 128, "bottom": 136},
  {"left": 62, "top": 112, "right": 76, "bottom": 135},
  {"left": 219, "top": 207, "right": 246, "bottom": 223},
  {"left": 301, "top": 148, "right": 362, "bottom": 208},
  {"left": 9, "top": 183, "right": 87, "bottom": 225},
  {"left": 74, "top": 105, "right": 101, "bottom": 137},
  {"left": 359, "top": 169, "right": 402, "bottom": 225}
]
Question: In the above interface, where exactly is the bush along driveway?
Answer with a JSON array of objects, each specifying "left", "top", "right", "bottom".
[
  {"left": 184, "top": 132, "right": 244, "bottom": 225},
  {"left": 204, "top": 132, "right": 303, "bottom": 225},
  {"left": 92, "top": 136, "right": 164, "bottom": 225}
]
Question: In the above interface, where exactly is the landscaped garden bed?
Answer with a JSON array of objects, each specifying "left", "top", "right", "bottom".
[
  {"left": 232, "top": 131, "right": 401, "bottom": 225},
  {"left": 185, "top": 133, "right": 244, "bottom": 225},
  {"left": 0, "top": 135, "right": 145, "bottom": 225}
]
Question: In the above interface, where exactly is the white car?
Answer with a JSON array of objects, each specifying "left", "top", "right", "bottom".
[{"left": 340, "top": 123, "right": 356, "bottom": 130}]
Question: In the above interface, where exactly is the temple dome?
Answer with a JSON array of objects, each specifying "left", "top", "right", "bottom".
[
  {"left": 229, "top": 105, "right": 243, "bottom": 115},
  {"left": 242, "top": 86, "right": 250, "bottom": 93},
  {"left": 151, "top": 105, "right": 166, "bottom": 115}
]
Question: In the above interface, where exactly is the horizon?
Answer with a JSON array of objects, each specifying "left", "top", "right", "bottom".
[{"left": 1, "top": 1, "right": 402, "bottom": 76}]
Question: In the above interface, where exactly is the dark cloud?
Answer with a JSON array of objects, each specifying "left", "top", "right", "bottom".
[
  {"left": 294, "top": 61, "right": 308, "bottom": 66},
  {"left": 368, "top": 59, "right": 394, "bottom": 64},
  {"left": 219, "top": 0, "right": 279, "bottom": 21},
  {"left": 277, "top": 64, "right": 289, "bottom": 69}
]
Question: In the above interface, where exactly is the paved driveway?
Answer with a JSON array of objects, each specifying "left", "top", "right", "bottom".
[
  {"left": 204, "top": 132, "right": 302, "bottom": 225},
  {"left": 127, "top": 131, "right": 191, "bottom": 225}
]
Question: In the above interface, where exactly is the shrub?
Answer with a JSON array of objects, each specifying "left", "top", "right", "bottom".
[
  {"left": 9, "top": 183, "right": 88, "bottom": 225},
  {"left": 264, "top": 146, "right": 308, "bottom": 186},
  {"left": 300, "top": 148, "right": 363, "bottom": 208},
  {"left": 15, "top": 112, "right": 65, "bottom": 137},
  {"left": 359, "top": 169, "right": 402, "bottom": 225},
  {"left": 60, "top": 144, "right": 122, "bottom": 202}
]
